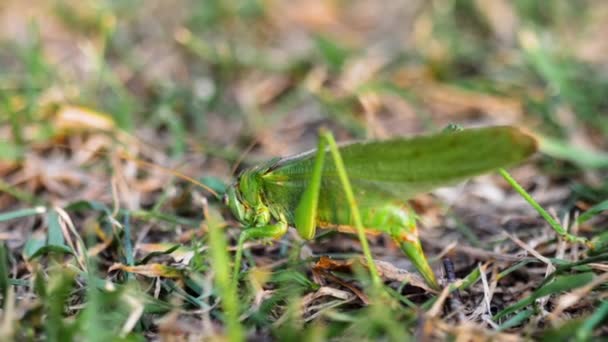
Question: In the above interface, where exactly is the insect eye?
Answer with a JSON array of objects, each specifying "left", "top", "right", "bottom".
[{"left": 222, "top": 194, "right": 229, "bottom": 206}]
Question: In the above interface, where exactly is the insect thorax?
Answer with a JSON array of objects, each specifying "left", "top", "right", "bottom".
[{"left": 227, "top": 168, "right": 273, "bottom": 227}]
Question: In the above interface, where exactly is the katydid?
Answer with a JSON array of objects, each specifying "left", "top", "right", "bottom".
[{"left": 225, "top": 126, "right": 538, "bottom": 289}]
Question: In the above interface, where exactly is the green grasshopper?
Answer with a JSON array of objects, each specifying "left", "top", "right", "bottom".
[{"left": 225, "top": 126, "right": 537, "bottom": 289}]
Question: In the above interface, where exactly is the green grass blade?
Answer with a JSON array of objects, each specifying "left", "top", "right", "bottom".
[
  {"left": 539, "top": 135, "right": 608, "bottom": 169},
  {"left": 23, "top": 209, "right": 74, "bottom": 260},
  {"left": 122, "top": 212, "right": 134, "bottom": 266},
  {"left": 494, "top": 272, "right": 594, "bottom": 320},
  {"left": 499, "top": 169, "right": 588, "bottom": 245},
  {"left": 497, "top": 308, "right": 535, "bottom": 331},
  {"left": 575, "top": 300, "right": 608, "bottom": 341},
  {"left": 497, "top": 259, "right": 538, "bottom": 280},
  {"left": 313, "top": 34, "right": 350, "bottom": 72},
  {"left": 45, "top": 269, "right": 78, "bottom": 341},
  {"left": 0, "top": 243, "right": 8, "bottom": 307},
  {"left": 207, "top": 206, "right": 244, "bottom": 341},
  {"left": 0, "top": 206, "right": 46, "bottom": 222},
  {"left": 0, "top": 179, "right": 40, "bottom": 205},
  {"left": 46, "top": 209, "right": 66, "bottom": 247},
  {"left": 79, "top": 259, "right": 108, "bottom": 342},
  {"left": 320, "top": 129, "right": 381, "bottom": 287},
  {"left": 577, "top": 199, "right": 608, "bottom": 224}
]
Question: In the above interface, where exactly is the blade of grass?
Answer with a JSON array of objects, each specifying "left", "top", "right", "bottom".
[
  {"left": 499, "top": 168, "right": 588, "bottom": 245},
  {"left": 313, "top": 34, "right": 350, "bottom": 72},
  {"left": 0, "top": 206, "right": 46, "bottom": 222},
  {"left": 575, "top": 300, "right": 608, "bottom": 341},
  {"left": 80, "top": 259, "right": 108, "bottom": 342},
  {"left": 555, "top": 253, "right": 608, "bottom": 272},
  {"left": 494, "top": 272, "right": 594, "bottom": 320},
  {"left": 577, "top": 198, "right": 608, "bottom": 224},
  {"left": 0, "top": 178, "right": 40, "bottom": 205},
  {"left": 45, "top": 270, "right": 78, "bottom": 341},
  {"left": 137, "top": 245, "right": 181, "bottom": 265},
  {"left": 23, "top": 209, "right": 74, "bottom": 260},
  {"left": 539, "top": 136, "right": 608, "bottom": 169},
  {"left": 47, "top": 209, "right": 66, "bottom": 247},
  {"left": 122, "top": 212, "right": 135, "bottom": 281},
  {"left": 162, "top": 280, "right": 206, "bottom": 308},
  {"left": 497, "top": 308, "right": 535, "bottom": 331},
  {"left": 207, "top": 202, "right": 243, "bottom": 341},
  {"left": 0, "top": 243, "right": 8, "bottom": 307},
  {"left": 497, "top": 259, "right": 538, "bottom": 280},
  {"left": 320, "top": 129, "right": 381, "bottom": 288},
  {"left": 0, "top": 287, "right": 15, "bottom": 340}
]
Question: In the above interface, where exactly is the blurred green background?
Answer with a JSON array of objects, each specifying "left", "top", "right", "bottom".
[{"left": 2, "top": 1, "right": 606, "bottom": 156}]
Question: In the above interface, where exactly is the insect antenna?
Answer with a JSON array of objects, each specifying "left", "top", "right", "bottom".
[
  {"left": 43, "top": 142, "right": 219, "bottom": 198},
  {"left": 229, "top": 139, "right": 258, "bottom": 177}
]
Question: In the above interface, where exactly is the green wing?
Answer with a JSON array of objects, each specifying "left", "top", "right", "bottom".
[{"left": 259, "top": 126, "right": 537, "bottom": 225}]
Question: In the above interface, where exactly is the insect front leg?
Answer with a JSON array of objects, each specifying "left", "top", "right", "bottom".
[{"left": 232, "top": 218, "right": 288, "bottom": 285}]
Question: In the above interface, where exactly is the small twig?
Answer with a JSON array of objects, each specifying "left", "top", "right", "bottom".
[
  {"left": 120, "top": 294, "right": 144, "bottom": 337},
  {"left": 427, "top": 286, "right": 452, "bottom": 318},
  {"left": 468, "top": 263, "right": 494, "bottom": 322},
  {"left": 425, "top": 239, "right": 524, "bottom": 262},
  {"left": 427, "top": 275, "right": 474, "bottom": 319},
  {"left": 479, "top": 263, "right": 492, "bottom": 318},
  {"left": 55, "top": 206, "right": 88, "bottom": 271},
  {"left": 435, "top": 241, "right": 458, "bottom": 260},
  {"left": 504, "top": 231, "right": 555, "bottom": 275},
  {"left": 482, "top": 315, "right": 500, "bottom": 330},
  {"left": 111, "top": 176, "right": 121, "bottom": 217}
]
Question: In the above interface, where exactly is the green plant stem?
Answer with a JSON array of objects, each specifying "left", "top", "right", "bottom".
[
  {"left": 208, "top": 208, "right": 244, "bottom": 341},
  {"left": 0, "top": 179, "right": 41, "bottom": 205},
  {"left": 321, "top": 129, "right": 382, "bottom": 287},
  {"left": 498, "top": 168, "right": 589, "bottom": 246}
]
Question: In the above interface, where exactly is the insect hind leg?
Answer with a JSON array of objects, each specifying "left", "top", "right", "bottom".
[{"left": 363, "top": 204, "right": 439, "bottom": 289}]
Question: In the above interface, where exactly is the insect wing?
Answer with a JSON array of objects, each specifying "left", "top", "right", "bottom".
[{"left": 260, "top": 126, "right": 537, "bottom": 223}]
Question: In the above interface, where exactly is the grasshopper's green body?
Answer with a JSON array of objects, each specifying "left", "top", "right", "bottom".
[{"left": 226, "top": 126, "right": 538, "bottom": 289}]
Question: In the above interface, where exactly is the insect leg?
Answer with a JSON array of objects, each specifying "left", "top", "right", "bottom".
[
  {"left": 294, "top": 132, "right": 327, "bottom": 240},
  {"left": 391, "top": 214, "right": 439, "bottom": 289},
  {"left": 232, "top": 219, "right": 288, "bottom": 285},
  {"left": 363, "top": 204, "right": 439, "bottom": 289}
]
